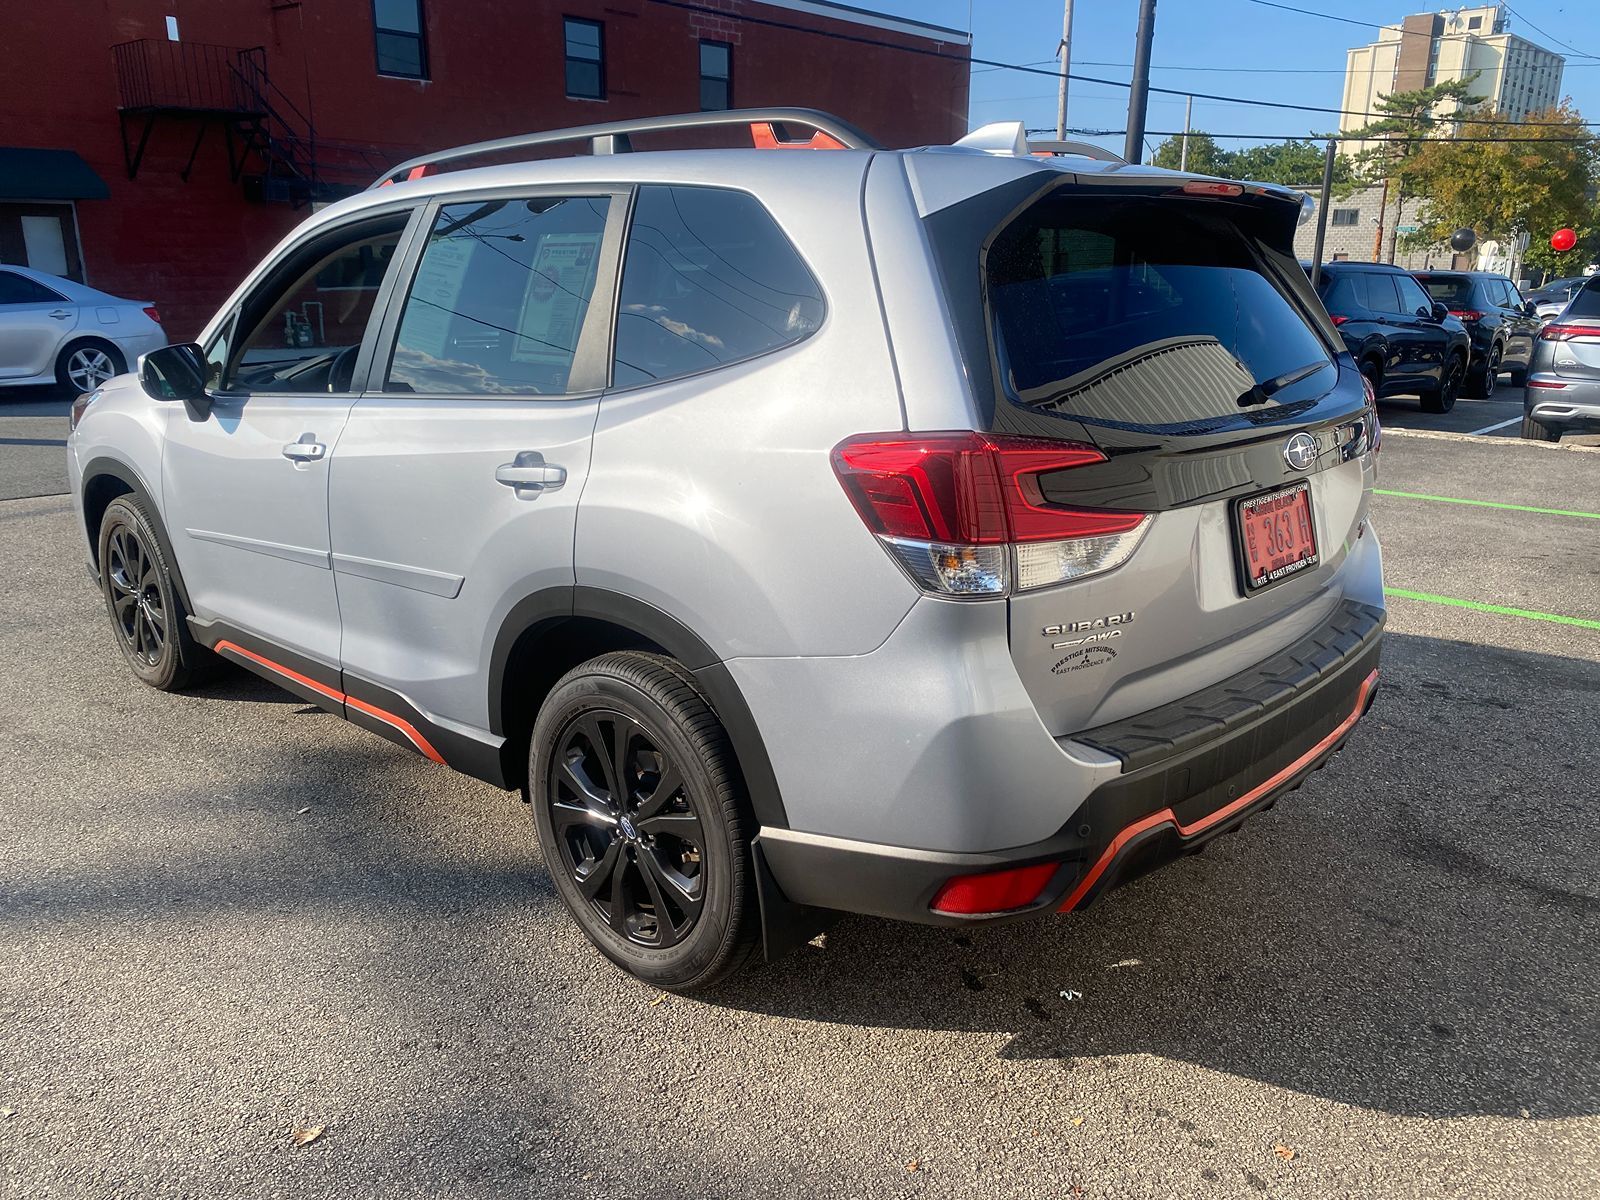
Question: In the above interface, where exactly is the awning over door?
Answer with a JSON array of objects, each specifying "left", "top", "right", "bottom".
[{"left": 0, "top": 148, "right": 110, "bottom": 200}]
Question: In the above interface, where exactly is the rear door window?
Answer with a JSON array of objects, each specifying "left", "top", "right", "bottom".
[
  {"left": 986, "top": 194, "right": 1335, "bottom": 414},
  {"left": 388, "top": 196, "right": 610, "bottom": 396},
  {"left": 610, "top": 185, "right": 824, "bottom": 389},
  {"left": 1566, "top": 281, "right": 1600, "bottom": 318}
]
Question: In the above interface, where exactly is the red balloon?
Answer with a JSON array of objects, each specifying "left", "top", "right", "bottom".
[{"left": 1551, "top": 227, "right": 1578, "bottom": 252}]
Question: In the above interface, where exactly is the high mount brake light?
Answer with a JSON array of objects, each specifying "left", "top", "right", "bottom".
[
  {"left": 1540, "top": 323, "right": 1600, "bottom": 341},
  {"left": 1180, "top": 180, "right": 1245, "bottom": 197},
  {"left": 832, "top": 433, "right": 1149, "bottom": 596}
]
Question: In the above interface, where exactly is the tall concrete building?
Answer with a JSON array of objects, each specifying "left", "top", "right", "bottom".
[{"left": 1340, "top": 5, "right": 1564, "bottom": 155}]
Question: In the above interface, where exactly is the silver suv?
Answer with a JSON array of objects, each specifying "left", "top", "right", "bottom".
[{"left": 68, "top": 110, "right": 1385, "bottom": 991}]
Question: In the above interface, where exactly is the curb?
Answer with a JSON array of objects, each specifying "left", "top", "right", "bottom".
[{"left": 1382, "top": 427, "right": 1600, "bottom": 454}]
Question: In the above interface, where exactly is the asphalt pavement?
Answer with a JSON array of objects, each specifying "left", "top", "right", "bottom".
[{"left": 1, "top": 414, "right": 1597, "bottom": 1198}]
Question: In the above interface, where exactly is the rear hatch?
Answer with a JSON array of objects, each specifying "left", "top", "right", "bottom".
[
  {"left": 926, "top": 176, "right": 1374, "bottom": 736},
  {"left": 1541, "top": 283, "right": 1600, "bottom": 378}
]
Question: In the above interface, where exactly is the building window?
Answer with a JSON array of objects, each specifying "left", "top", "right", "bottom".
[
  {"left": 1468, "top": 15, "right": 1481, "bottom": 29},
  {"left": 699, "top": 41, "right": 732, "bottom": 111},
  {"left": 1331, "top": 208, "right": 1360, "bottom": 227},
  {"left": 565, "top": 18, "right": 605, "bottom": 100},
  {"left": 374, "top": 0, "right": 427, "bottom": 79}
]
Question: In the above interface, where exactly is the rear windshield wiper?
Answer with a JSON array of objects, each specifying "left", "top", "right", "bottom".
[{"left": 1236, "top": 359, "right": 1327, "bottom": 407}]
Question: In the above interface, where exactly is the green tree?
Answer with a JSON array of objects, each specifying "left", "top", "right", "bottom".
[
  {"left": 1226, "top": 139, "right": 1352, "bottom": 187},
  {"left": 1150, "top": 130, "right": 1227, "bottom": 176},
  {"left": 1396, "top": 105, "right": 1600, "bottom": 275}
]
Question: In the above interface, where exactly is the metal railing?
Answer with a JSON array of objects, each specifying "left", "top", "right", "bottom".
[{"left": 112, "top": 39, "right": 266, "bottom": 115}]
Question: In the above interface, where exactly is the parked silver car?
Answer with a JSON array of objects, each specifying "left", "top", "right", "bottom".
[
  {"left": 67, "top": 109, "right": 1384, "bottom": 990},
  {"left": 0, "top": 266, "right": 167, "bottom": 392},
  {"left": 1524, "top": 277, "right": 1600, "bottom": 441}
]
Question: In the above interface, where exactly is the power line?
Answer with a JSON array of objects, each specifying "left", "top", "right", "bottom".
[
  {"left": 1499, "top": 2, "right": 1600, "bottom": 61},
  {"left": 1243, "top": 0, "right": 1599, "bottom": 60}
]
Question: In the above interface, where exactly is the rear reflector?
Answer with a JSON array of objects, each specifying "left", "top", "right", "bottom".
[
  {"left": 931, "top": 862, "right": 1059, "bottom": 916},
  {"left": 1527, "top": 380, "right": 1568, "bottom": 389},
  {"left": 832, "top": 433, "right": 1149, "bottom": 596},
  {"left": 1449, "top": 310, "right": 1483, "bottom": 322},
  {"left": 1180, "top": 180, "right": 1244, "bottom": 197},
  {"left": 1540, "top": 323, "right": 1600, "bottom": 341}
]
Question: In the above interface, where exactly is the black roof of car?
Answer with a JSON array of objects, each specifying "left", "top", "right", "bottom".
[{"left": 1318, "top": 261, "right": 1412, "bottom": 273}]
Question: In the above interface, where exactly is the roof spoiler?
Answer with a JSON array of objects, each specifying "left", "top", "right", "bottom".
[{"left": 952, "top": 121, "right": 1127, "bottom": 164}]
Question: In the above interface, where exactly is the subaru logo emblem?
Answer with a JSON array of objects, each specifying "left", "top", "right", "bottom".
[
  {"left": 1283, "top": 432, "right": 1318, "bottom": 472},
  {"left": 620, "top": 816, "right": 638, "bottom": 840}
]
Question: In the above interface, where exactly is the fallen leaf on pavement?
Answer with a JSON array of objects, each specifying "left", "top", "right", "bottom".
[
  {"left": 0, "top": 1107, "right": 14, "bottom": 1119},
  {"left": 1273, "top": 1144, "right": 1296, "bottom": 1161},
  {"left": 292, "top": 1126, "right": 324, "bottom": 1148},
  {"left": 905, "top": 1160, "right": 920, "bottom": 1173},
  {"left": 1071, "top": 1116, "right": 1084, "bottom": 1127},
  {"left": 650, "top": 992, "right": 668, "bottom": 1007}
]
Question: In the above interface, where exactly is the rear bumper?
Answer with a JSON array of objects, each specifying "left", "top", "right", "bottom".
[
  {"left": 757, "top": 598, "right": 1384, "bottom": 925},
  {"left": 1525, "top": 374, "right": 1600, "bottom": 433}
]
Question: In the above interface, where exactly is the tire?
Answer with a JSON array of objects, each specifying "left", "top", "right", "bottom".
[
  {"left": 97, "top": 495, "right": 216, "bottom": 691},
  {"left": 1463, "top": 343, "right": 1501, "bottom": 399},
  {"left": 1420, "top": 353, "right": 1464, "bottom": 414},
  {"left": 1359, "top": 358, "right": 1381, "bottom": 398},
  {"left": 1520, "top": 415, "right": 1559, "bottom": 442},
  {"left": 56, "top": 338, "right": 125, "bottom": 393},
  {"left": 1508, "top": 368, "right": 1528, "bottom": 388},
  {"left": 529, "top": 651, "right": 760, "bottom": 992}
]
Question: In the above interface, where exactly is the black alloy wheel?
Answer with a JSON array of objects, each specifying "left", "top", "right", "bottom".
[
  {"left": 1466, "top": 343, "right": 1501, "bottom": 399},
  {"left": 529, "top": 652, "right": 760, "bottom": 991},
  {"left": 550, "top": 710, "right": 705, "bottom": 948},
  {"left": 97, "top": 495, "right": 214, "bottom": 691},
  {"left": 1422, "top": 353, "right": 1464, "bottom": 414},
  {"left": 106, "top": 521, "right": 165, "bottom": 667}
]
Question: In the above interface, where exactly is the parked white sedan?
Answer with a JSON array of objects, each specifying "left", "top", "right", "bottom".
[{"left": 0, "top": 266, "right": 168, "bottom": 392}]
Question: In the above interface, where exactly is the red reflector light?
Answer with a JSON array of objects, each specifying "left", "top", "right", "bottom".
[
  {"left": 142, "top": 305, "right": 161, "bottom": 324},
  {"left": 1330, "top": 314, "right": 1350, "bottom": 326},
  {"left": 1527, "top": 380, "right": 1568, "bottom": 389},
  {"left": 1540, "top": 323, "right": 1599, "bottom": 341},
  {"left": 1449, "top": 310, "right": 1483, "bottom": 322},
  {"left": 831, "top": 433, "right": 1143, "bottom": 545},
  {"left": 931, "top": 862, "right": 1059, "bottom": 915},
  {"left": 1181, "top": 180, "right": 1245, "bottom": 197}
]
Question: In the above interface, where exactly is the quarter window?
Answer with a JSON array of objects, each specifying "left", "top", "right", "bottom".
[
  {"left": 1364, "top": 273, "right": 1403, "bottom": 315},
  {"left": 611, "top": 186, "right": 824, "bottom": 389},
  {"left": 374, "top": 0, "right": 427, "bottom": 79},
  {"left": 699, "top": 41, "right": 732, "bottom": 111},
  {"left": 565, "top": 18, "right": 605, "bottom": 100},
  {"left": 388, "top": 196, "right": 610, "bottom": 396}
]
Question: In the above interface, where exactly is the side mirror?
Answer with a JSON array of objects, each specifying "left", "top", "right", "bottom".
[
  {"left": 1430, "top": 302, "right": 1449, "bottom": 322},
  {"left": 139, "top": 343, "right": 211, "bottom": 416},
  {"left": 1523, "top": 300, "right": 1539, "bottom": 316}
]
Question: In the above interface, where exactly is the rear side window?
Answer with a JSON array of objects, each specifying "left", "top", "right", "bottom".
[
  {"left": 986, "top": 194, "right": 1334, "bottom": 411},
  {"left": 1320, "top": 274, "right": 1360, "bottom": 311},
  {"left": 0, "top": 271, "right": 65, "bottom": 304},
  {"left": 611, "top": 186, "right": 824, "bottom": 389},
  {"left": 1567, "top": 281, "right": 1600, "bottom": 318},
  {"left": 1364, "top": 273, "right": 1402, "bottom": 315},
  {"left": 388, "top": 196, "right": 609, "bottom": 396},
  {"left": 1395, "top": 274, "right": 1434, "bottom": 316},
  {"left": 1420, "top": 275, "right": 1473, "bottom": 307}
]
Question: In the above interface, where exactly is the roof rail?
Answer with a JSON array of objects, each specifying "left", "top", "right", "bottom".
[
  {"left": 370, "top": 107, "right": 881, "bottom": 189},
  {"left": 1028, "top": 139, "right": 1127, "bottom": 164}
]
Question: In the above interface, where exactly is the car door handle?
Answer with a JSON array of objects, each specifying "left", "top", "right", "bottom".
[
  {"left": 495, "top": 460, "right": 566, "bottom": 490},
  {"left": 282, "top": 440, "right": 326, "bottom": 461},
  {"left": 48, "top": 309, "right": 71, "bottom": 320}
]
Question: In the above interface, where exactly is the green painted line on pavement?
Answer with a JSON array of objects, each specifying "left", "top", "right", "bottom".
[
  {"left": 1374, "top": 489, "right": 1600, "bottom": 522},
  {"left": 1384, "top": 588, "right": 1600, "bottom": 631}
]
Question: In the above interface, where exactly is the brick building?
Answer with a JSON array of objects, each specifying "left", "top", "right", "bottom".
[{"left": 0, "top": 0, "right": 970, "bottom": 338}]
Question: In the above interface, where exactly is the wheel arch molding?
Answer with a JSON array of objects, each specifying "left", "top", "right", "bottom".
[
  {"left": 488, "top": 585, "right": 789, "bottom": 830},
  {"left": 79, "top": 455, "right": 195, "bottom": 614}
]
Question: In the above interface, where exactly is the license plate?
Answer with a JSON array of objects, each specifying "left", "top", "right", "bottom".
[{"left": 1235, "top": 481, "right": 1319, "bottom": 592}]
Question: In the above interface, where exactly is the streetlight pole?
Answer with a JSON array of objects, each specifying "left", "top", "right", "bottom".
[
  {"left": 1125, "top": 0, "right": 1158, "bottom": 165},
  {"left": 1055, "top": 0, "right": 1075, "bottom": 140},
  {"left": 1180, "top": 94, "right": 1193, "bottom": 170}
]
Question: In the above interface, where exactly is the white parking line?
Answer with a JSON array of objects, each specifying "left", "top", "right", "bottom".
[{"left": 1468, "top": 415, "right": 1523, "bottom": 436}]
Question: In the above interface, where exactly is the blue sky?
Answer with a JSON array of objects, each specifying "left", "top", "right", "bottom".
[{"left": 870, "top": 0, "right": 1600, "bottom": 157}]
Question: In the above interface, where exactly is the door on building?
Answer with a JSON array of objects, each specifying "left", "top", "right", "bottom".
[
  {"left": 165, "top": 205, "right": 419, "bottom": 670},
  {"left": 0, "top": 203, "right": 83, "bottom": 282}
]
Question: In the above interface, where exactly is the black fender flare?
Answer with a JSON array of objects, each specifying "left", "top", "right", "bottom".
[
  {"left": 488, "top": 585, "right": 789, "bottom": 830},
  {"left": 78, "top": 454, "right": 195, "bottom": 614}
]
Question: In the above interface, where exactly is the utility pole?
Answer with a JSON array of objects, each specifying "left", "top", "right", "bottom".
[
  {"left": 1125, "top": 0, "right": 1158, "bottom": 165},
  {"left": 1055, "top": 0, "right": 1075, "bottom": 141},
  {"left": 1179, "top": 94, "right": 1193, "bottom": 170},
  {"left": 1309, "top": 139, "right": 1336, "bottom": 292}
]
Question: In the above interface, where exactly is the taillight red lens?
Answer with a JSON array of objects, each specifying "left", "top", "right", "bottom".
[
  {"left": 931, "top": 862, "right": 1059, "bottom": 916},
  {"left": 1448, "top": 309, "right": 1482, "bottom": 322},
  {"left": 1330, "top": 314, "right": 1350, "bottom": 326},
  {"left": 142, "top": 305, "right": 161, "bottom": 324},
  {"left": 831, "top": 433, "right": 1142, "bottom": 545},
  {"left": 1540, "top": 323, "right": 1600, "bottom": 341}
]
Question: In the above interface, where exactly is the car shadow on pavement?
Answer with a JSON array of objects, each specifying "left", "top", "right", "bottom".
[{"left": 713, "top": 631, "right": 1600, "bottom": 1121}]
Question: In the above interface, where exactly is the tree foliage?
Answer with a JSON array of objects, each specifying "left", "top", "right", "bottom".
[
  {"left": 1395, "top": 105, "right": 1600, "bottom": 273},
  {"left": 1343, "top": 77, "right": 1487, "bottom": 191},
  {"left": 1149, "top": 132, "right": 1353, "bottom": 186}
]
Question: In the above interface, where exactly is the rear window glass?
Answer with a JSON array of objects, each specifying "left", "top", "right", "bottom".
[
  {"left": 1419, "top": 275, "right": 1474, "bottom": 306},
  {"left": 1567, "top": 281, "right": 1600, "bottom": 318},
  {"left": 987, "top": 195, "right": 1334, "bottom": 415}
]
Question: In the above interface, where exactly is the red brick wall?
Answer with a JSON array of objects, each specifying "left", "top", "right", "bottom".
[{"left": 2, "top": 0, "right": 970, "bottom": 340}]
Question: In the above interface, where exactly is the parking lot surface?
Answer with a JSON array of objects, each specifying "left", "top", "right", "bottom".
[{"left": 2, "top": 415, "right": 1597, "bottom": 1197}]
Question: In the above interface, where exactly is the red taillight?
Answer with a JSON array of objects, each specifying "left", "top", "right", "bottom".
[
  {"left": 142, "top": 305, "right": 161, "bottom": 325},
  {"left": 832, "top": 433, "right": 1149, "bottom": 595},
  {"left": 1527, "top": 380, "right": 1568, "bottom": 389},
  {"left": 931, "top": 862, "right": 1059, "bottom": 916},
  {"left": 1449, "top": 310, "right": 1482, "bottom": 322},
  {"left": 1540, "top": 323, "right": 1600, "bottom": 341},
  {"left": 1330, "top": 314, "right": 1350, "bottom": 326},
  {"left": 832, "top": 433, "right": 1140, "bottom": 545},
  {"left": 1180, "top": 180, "right": 1244, "bottom": 197}
]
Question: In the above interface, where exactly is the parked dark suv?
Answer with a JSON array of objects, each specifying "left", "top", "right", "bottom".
[
  {"left": 1314, "top": 261, "right": 1471, "bottom": 414},
  {"left": 1413, "top": 270, "right": 1541, "bottom": 398}
]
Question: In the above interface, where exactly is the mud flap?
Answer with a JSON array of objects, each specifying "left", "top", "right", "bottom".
[{"left": 752, "top": 839, "right": 839, "bottom": 963}]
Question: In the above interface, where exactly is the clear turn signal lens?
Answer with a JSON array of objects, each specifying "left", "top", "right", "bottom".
[
  {"left": 882, "top": 538, "right": 1010, "bottom": 595},
  {"left": 1013, "top": 520, "right": 1151, "bottom": 591}
]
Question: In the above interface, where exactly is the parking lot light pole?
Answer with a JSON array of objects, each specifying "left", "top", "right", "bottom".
[
  {"left": 1124, "top": 0, "right": 1157, "bottom": 165},
  {"left": 1309, "top": 138, "right": 1336, "bottom": 291}
]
